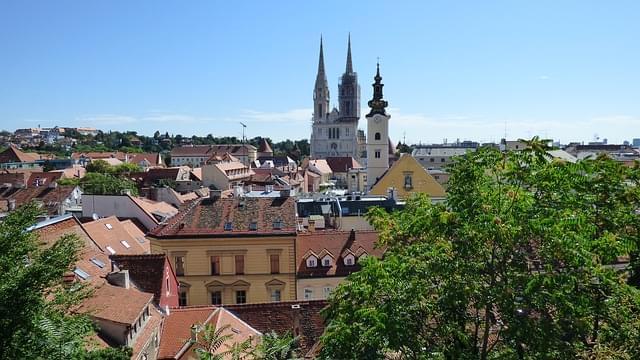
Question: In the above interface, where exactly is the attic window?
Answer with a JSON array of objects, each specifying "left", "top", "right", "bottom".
[
  {"left": 106, "top": 246, "right": 116, "bottom": 255},
  {"left": 105, "top": 223, "right": 113, "bottom": 230},
  {"left": 272, "top": 220, "right": 283, "bottom": 230},
  {"left": 344, "top": 255, "right": 355, "bottom": 266},
  {"left": 224, "top": 222, "right": 233, "bottom": 231},
  {"left": 90, "top": 257, "right": 105, "bottom": 268},
  {"left": 74, "top": 267, "right": 90, "bottom": 280},
  {"left": 249, "top": 222, "right": 258, "bottom": 231},
  {"left": 120, "top": 240, "right": 131, "bottom": 249},
  {"left": 322, "top": 256, "right": 332, "bottom": 267},
  {"left": 306, "top": 256, "right": 317, "bottom": 268}
]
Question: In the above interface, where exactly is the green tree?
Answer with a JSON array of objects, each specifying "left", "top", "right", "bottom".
[
  {"left": 320, "top": 143, "right": 640, "bottom": 359},
  {"left": 193, "top": 323, "right": 253, "bottom": 360},
  {"left": 80, "top": 172, "right": 138, "bottom": 196},
  {"left": 253, "top": 331, "right": 300, "bottom": 360},
  {"left": 0, "top": 202, "right": 132, "bottom": 359},
  {"left": 85, "top": 159, "right": 112, "bottom": 174}
]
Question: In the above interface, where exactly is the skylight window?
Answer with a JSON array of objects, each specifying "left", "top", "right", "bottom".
[
  {"left": 90, "top": 257, "right": 105, "bottom": 268},
  {"left": 74, "top": 267, "right": 90, "bottom": 280},
  {"left": 106, "top": 246, "right": 116, "bottom": 255},
  {"left": 120, "top": 240, "right": 131, "bottom": 249},
  {"left": 105, "top": 223, "right": 113, "bottom": 230}
]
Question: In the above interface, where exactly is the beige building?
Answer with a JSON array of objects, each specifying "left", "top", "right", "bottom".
[
  {"left": 296, "top": 230, "right": 382, "bottom": 300},
  {"left": 370, "top": 154, "right": 446, "bottom": 200},
  {"left": 201, "top": 159, "right": 254, "bottom": 190},
  {"left": 148, "top": 193, "right": 298, "bottom": 306}
]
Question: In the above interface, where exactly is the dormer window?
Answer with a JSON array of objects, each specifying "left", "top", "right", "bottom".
[
  {"left": 249, "top": 222, "right": 258, "bottom": 231},
  {"left": 344, "top": 254, "right": 355, "bottom": 266},
  {"left": 224, "top": 222, "right": 233, "bottom": 231},
  {"left": 306, "top": 256, "right": 318, "bottom": 268},
  {"left": 322, "top": 256, "right": 332, "bottom": 267},
  {"left": 272, "top": 220, "right": 283, "bottom": 230}
]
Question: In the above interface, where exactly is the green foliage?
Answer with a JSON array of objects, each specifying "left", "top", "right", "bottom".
[
  {"left": 253, "top": 331, "right": 300, "bottom": 360},
  {"left": 82, "top": 347, "right": 132, "bottom": 360},
  {"left": 79, "top": 173, "right": 138, "bottom": 196},
  {"left": 193, "top": 323, "right": 239, "bottom": 360},
  {"left": 0, "top": 202, "right": 113, "bottom": 359},
  {"left": 320, "top": 142, "right": 640, "bottom": 359},
  {"left": 85, "top": 159, "right": 112, "bottom": 174}
]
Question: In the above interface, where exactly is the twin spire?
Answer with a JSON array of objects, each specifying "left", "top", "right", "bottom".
[{"left": 315, "top": 34, "right": 355, "bottom": 83}]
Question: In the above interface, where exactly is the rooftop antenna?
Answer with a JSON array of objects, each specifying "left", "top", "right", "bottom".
[{"left": 240, "top": 122, "right": 247, "bottom": 166}]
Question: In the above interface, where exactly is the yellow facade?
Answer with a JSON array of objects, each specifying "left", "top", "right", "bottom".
[
  {"left": 150, "top": 235, "right": 296, "bottom": 306},
  {"left": 370, "top": 154, "right": 446, "bottom": 199}
]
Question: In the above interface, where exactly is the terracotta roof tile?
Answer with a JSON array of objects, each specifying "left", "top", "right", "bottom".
[
  {"left": 224, "top": 300, "right": 327, "bottom": 356},
  {"left": 324, "top": 157, "right": 363, "bottom": 173},
  {"left": 110, "top": 254, "right": 171, "bottom": 305},
  {"left": 149, "top": 196, "right": 297, "bottom": 237},
  {"left": 27, "top": 172, "right": 63, "bottom": 188},
  {"left": 3, "top": 185, "right": 77, "bottom": 215},
  {"left": 81, "top": 216, "right": 149, "bottom": 255},
  {"left": 77, "top": 284, "right": 153, "bottom": 325},
  {"left": 296, "top": 230, "right": 384, "bottom": 278},
  {"left": 132, "top": 305, "right": 163, "bottom": 359}
]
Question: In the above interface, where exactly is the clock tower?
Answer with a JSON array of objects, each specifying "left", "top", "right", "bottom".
[{"left": 366, "top": 63, "right": 390, "bottom": 190}]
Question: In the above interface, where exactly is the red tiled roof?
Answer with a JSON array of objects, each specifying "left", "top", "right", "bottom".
[
  {"left": 171, "top": 144, "right": 256, "bottom": 157},
  {"left": 157, "top": 306, "right": 216, "bottom": 359},
  {"left": 110, "top": 254, "right": 172, "bottom": 305},
  {"left": 0, "top": 171, "right": 29, "bottom": 187},
  {"left": 71, "top": 151, "right": 127, "bottom": 161},
  {"left": 3, "top": 185, "right": 77, "bottom": 215},
  {"left": 77, "top": 284, "right": 153, "bottom": 325},
  {"left": 149, "top": 196, "right": 297, "bottom": 237},
  {"left": 257, "top": 138, "right": 273, "bottom": 154},
  {"left": 296, "top": 230, "right": 384, "bottom": 278},
  {"left": 128, "top": 153, "right": 162, "bottom": 167},
  {"left": 27, "top": 172, "right": 63, "bottom": 188},
  {"left": 324, "top": 157, "right": 363, "bottom": 173},
  {"left": 224, "top": 300, "right": 327, "bottom": 356},
  {"left": 0, "top": 145, "right": 41, "bottom": 163},
  {"left": 81, "top": 216, "right": 148, "bottom": 255}
]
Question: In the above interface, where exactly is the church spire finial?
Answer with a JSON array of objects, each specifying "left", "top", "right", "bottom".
[
  {"left": 367, "top": 61, "right": 388, "bottom": 117},
  {"left": 345, "top": 33, "right": 353, "bottom": 74},
  {"left": 317, "top": 35, "right": 326, "bottom": 81}
]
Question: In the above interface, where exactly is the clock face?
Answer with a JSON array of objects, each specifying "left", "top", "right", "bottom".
[{"left": 374, "top": 116, "right": 381, "bottom": 124}]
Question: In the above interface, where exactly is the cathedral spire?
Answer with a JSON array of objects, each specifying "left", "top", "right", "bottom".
[
  {"left": 367, "top": 62, "right": 388, "bottom": 117},
  {"left": 345, "top": 33, "right": 353, "bottom": 74},
  {"left": 315, "top": 36, "right": 327, "bottom": 85}
]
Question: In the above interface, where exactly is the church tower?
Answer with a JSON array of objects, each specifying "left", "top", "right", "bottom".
[
  {"left": 313, "top": 36, "right": 330, "bottom": 122},
  {"left": 338, "top": 34, "right": 360, "bottom": 121},
  {"left": 366, "top": 63, "right": 390, "bottom": 189}
]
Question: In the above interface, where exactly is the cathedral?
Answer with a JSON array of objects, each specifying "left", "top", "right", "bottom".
[{"left": 309, "top": 36, "right": 364, "bottom": 160}]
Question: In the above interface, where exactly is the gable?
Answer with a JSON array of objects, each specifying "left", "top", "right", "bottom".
[{"left": 370, "top": 154, "right": 445, "bottom": 198}]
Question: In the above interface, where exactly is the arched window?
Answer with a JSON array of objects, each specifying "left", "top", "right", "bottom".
[{"left": 375, "top": 132, "right": 381, "bottom": 140}]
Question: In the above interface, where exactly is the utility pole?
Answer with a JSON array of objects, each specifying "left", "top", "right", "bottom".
[{"left": 240, "top": 122, "right": 247, "bottom": 166}]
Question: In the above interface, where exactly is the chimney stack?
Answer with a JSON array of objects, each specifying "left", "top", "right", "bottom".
[
  {"left": 308, "top": 219, "right": 316, "bottom": 232},
  {"left": 106, "top": 269, "right": 130, "bottom": 289}
]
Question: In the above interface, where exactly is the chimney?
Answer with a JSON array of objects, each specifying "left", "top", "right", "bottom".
[
  {"left": 280, "top": 189, "right": 291, "bottom": 198},
  {"left": 190, "top": 324, "right": 200, "bottom": 343},
  {"left": 265, "top": 184, "right": 274, "bottom": 193},
  {"left": 308, "top": 219, "right": 316, "bottom": 232},
  {"left": 297, "top": 218, "right": 304, "bottom": 232},
  {"left": 8, "top": 199, "right": 16, "bottom": 211},
  {"left": 210, "top": 189, "right": 222, "bottom": 201},
  {"left": 106, "top": 270, "right": 130, "bottom": 289},
  {"left": 149, "top": 187, "right": 159, "bottom": 201}
]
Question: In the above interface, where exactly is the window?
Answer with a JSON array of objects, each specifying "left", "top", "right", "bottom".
[
  {"left": 106, "top": 246, "right": 116, "bottom": 255},
  {"left": 224, "top": 222, "right": 233, "bottom": 231},
  {"left": 322, "top": 256, "right": 332, "bottom": 267},
  {"left": 178, "top": 290, "right": 187, "bottom": 306},
  {"left": 375, "top": 132, "right": 381, "bottom": 140},
  {"left": 323, "top": 286, "right": 332, "bottom": 298},
  {"left": 175, "top": 256, "right": 185, "bottom": 276},
  {"left": 304, "top": 288, "right": 313, "bottom": 300},
  {"left": 272, "top": 220, "right": 282, "bottom": 230},
  {"left": 404, "top": 174, "right": 413, "bottom": 189},
  {"left": 344, "top": 255, "right": 355, "bottom": 266},
  {"left": 236, "top": 290, "right": 247, "bottom": 304},
  {"left": 90, "top": 257, "right": 105, "bottom": 268},
  {"left": 235, "top": 255, "right": 244, "bottom": 275},
  {"left": 210, "top": 256, "right": 220, "bottom": 275},
  {"left": 345, "top": 127, "right": 350, "bottom": 137},
  {"left": 270, "top": 254, "right": 280, "bottom": 274},
  {"left": 211, "top": 291, "right": 222, "bottom": 305},
  {"left": 441, "top": 158, "right": 445, "bottom": 163},
  {"left": 306, "top": 256, "right": 317, "bottom": 268},
  {"left": 271, "top": 289, "right": 281, "bottom": 302},
  {"left": 249, "top": 222, "right": 258, "bottom": 231},
  {"left": 74, "top": 267, "right": 90, "bottom": 280},
  {"left": 430, "top": 158, "right": 434, "bottom": 163},
  {"left": 120, "top": 240, "right": 131, "bottom": 249},
  {"left": 336, "top": 128, "right": 340, "bottom": 139},
  {"left": 375, "top": 150, "right": 381, "bottom": 159}
]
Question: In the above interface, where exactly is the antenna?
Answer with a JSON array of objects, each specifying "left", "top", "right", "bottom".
[{"left": 239, "top": 122, "right": 247, "bottom": 166}]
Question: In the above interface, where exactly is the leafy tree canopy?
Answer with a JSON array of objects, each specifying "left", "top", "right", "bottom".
[{"left": 320, "top": 140, "right": 640, "bottom": 359}]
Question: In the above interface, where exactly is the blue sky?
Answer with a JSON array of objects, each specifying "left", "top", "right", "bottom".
[{"left": 1, "top": 0, "right": 639, "bottom": 144}]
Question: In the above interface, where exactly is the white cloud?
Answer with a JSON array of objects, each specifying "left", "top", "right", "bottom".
[{"left": 237, "top": 108, "right": 312, "bottom": 124}]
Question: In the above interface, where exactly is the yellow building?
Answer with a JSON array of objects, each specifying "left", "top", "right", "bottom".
[
  {"left": 148, "top": 194, "right": 298, "bottom": 306},
  {"left": 370, "top": 153, "right": 446, "bottom": 199}
]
